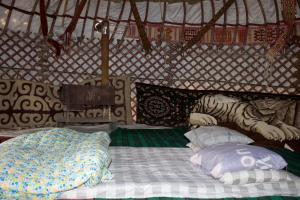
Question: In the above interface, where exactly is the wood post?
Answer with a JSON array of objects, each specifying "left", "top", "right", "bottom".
[{"left": 100, "top": 20, "right": 110, "bottom": 86}]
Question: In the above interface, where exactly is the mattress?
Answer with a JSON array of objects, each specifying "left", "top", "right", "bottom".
[{"left": 60, "top": 147, "right": 300, "bottom": 199}]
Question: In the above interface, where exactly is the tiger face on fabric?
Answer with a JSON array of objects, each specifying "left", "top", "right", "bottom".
[{"left": 189, "top": 94, "right": 300, "bottom": 141}]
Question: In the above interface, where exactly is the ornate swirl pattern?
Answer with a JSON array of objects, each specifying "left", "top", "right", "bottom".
[{"left": 0, "top": 77, "right": 132, "bottom": 129}]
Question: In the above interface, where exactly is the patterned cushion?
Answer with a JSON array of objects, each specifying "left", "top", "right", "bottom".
[{"left": 219, "top": 169, "right": 292, "bottom": 185}]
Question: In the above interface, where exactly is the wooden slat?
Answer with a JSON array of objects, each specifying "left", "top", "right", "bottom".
[
  {"left": 181, "top": 1, "right": 186, "bottom": 41},
  {"left": 144, "top": 0, "right": 149, "bottom": 22},
  {"left": 110, "top": 0, "right": 126, "bottom": 41},
  {"left": 242, "top": 0, "right": 249, "bottom": 45},
  {"left": 221, "top": 0, "right": 227, "bottom": 45},
  {"left": 3, "top": 0, "right": 16, "bottom": 31},
  {"left": 160, "top": 2, "right": 167, "bottom": 41},
  {"left": 38, "top": 0, "right": 52, "bottom": 34},
  {"left": 105, "top": 0, "right": 111, "bottom": 19},
  {"left": 61, "top": 0, "right": 69, "bottom": 26},
  {"left": 26, "top": 0, "right": 39, "bottom": 33},
  {"left": 182, "top": 0, "right": 235, "bottom": 52},
  {"left": 120, "top": 7, "right": 132, "bottom": 42},
  {"left": 91, "top": 0, "right": 100, "bottom": 39},
  {"left": 257, "top": 0, "right": 267, "bottom": 43},
  {"left": 210, "top": 0, "right": 215, "bottom": 43},
  {"left": 232, "top": 0, "right": 238, "bottom": 44},
  {"left": 49, "top": 0, "right": 63, "bottom": 34},
  {"left": 80, "top": 0, "right": 91, "bottom": 38},
  {"left": 129, "top": 0, "right": 151, "bottom": 53}
]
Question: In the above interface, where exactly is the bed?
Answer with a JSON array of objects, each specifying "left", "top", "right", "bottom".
[
  {"left": 1, "top": 80, "right": 300, "bottom": 199},
  {"left": 59, "top": 127, "right": 300, "bottom": 200},
  {"left": 0, "top": 126, "right": 300, "bottom": 199}
]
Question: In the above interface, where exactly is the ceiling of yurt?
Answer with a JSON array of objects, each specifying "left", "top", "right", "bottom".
[{"left": 1, "top": 0, "right": 300, "bottom": 41}]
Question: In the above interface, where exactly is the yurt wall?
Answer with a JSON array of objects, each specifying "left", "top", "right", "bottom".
[{"left": 1, "top": 0, "right": 300, "bottom": 121}]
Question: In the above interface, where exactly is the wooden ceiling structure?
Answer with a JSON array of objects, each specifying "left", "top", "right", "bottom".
[{"left": 1, "top": 0, "right": 300, "bottom": 41}]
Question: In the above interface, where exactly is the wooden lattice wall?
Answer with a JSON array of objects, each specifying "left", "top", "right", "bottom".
[{"left": 0, "top": 29, "right": 299, "bottom": 120}]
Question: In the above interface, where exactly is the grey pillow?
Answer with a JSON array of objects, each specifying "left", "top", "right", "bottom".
[{"left": 190, "top": 143, "right": 287, "bottom": 178}]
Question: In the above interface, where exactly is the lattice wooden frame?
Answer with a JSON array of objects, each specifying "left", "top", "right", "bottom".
[{"left": 0, "top": 29, "right": 299, "bottom": 120}]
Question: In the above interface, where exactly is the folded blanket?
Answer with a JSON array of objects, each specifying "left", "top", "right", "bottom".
[{"left": 0, "top": 128, "right": 112, "bottom": 199}]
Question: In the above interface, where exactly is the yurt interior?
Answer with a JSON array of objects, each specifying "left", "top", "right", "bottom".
[{"left": 1, "top": 0, "right": 300, "bottom": 199}]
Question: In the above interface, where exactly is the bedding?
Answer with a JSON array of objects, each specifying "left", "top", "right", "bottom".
[
  {"left": 109, "top": 128, "right": 300, "bottom": 177},
  {"left": 0, "top": 128, "right": 112, "bottom": 199},
  {"left": 185, "top": 126, "right": 254, "bottom": 149},
  {"left": 190, "top": 143, "right": 287, "bottom": 178},
  {"left": 60, "top": 147, "right": 300, "bottom": 199}
]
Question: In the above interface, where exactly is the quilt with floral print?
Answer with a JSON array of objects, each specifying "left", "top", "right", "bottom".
[{"left": 0, "top": 128, "right": 113, "bottom": 200}]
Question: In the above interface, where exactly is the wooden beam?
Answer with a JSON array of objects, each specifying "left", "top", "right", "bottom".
[
  {"left": 181, "top": 0, "right": 235, "bottom": 52},
  {"left": 100, "top": 20, "right": 110, "bottom": 86},
  {"left": 129, "top": 0, "right": 151, "bottom": 53}
]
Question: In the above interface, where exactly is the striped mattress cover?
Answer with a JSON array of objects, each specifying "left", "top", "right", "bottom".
[{"left": 60, "top": 147, "right": 300, "bottom": 199}]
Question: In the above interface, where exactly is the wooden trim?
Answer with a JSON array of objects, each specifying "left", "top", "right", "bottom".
[
  {"left": 80, "top": 0, "right": 90, "bottom": 38},
  {"left": 110, "top": 0, "right": 126, "bottom": 41}
]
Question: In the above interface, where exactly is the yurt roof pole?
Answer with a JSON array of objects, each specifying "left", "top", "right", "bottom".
[
  {"left": 129, "top": 0, "right": 151, "bottom": 53},
  {"left": 39, "top": 0, "right": 87, "bottom": 56},
  {"left": 181, "top": 0, "right": 235, "bottom": 53}
]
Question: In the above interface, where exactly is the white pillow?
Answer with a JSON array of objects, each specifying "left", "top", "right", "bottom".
[
  {"left": 219, "top": 169, "right": 292, "bottom": 185},
  {"left": 185, "top": 126, "right": 254, "bottom": 148}
]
